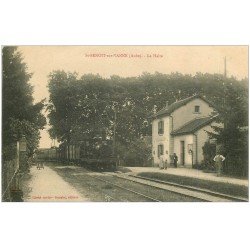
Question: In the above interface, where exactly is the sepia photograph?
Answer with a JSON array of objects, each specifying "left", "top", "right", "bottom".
[
  {"left": 1, "top": 1, "right": 250, "bottom": 250},
  {"left": 1, "top": 45, "right": 248, "bottom": 202}
]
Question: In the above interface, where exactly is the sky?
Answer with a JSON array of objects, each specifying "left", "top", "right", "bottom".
[{"left": 18, "top": 46, "right": 248, "bottom": 148}]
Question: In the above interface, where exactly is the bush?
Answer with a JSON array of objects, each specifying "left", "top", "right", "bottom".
[
  {"left": 116, "top": 138, "right": 152, "bottom": 167},
  {"left": 202, "top": 141, "right": 216, "bottom": 171},
  {"left": 193, "top": 163, "right": 204, "bottom": 170}
]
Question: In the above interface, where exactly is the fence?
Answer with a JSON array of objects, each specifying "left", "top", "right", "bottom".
[
  {"left": 223, "top": 153, "right": 248, "bottom": 177},
  {"left": 1, "top": 142, "right": 22, "bottom": 202},
  {"left": 2, "top": 159, "right": 19, "bottom": 201}
]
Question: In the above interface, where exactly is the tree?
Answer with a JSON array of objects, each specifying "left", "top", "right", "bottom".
[
  {"left": 208, "top": 83, "right": 248, "bottom": 176},
  {"left": 2, "top": 46, "right": 46, "bottom": 159},
  {"left": 47, "top": 70, "right": 248, "bottom": 169}
]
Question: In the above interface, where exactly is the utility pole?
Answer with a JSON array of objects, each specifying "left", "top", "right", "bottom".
[
  {"left": 224, "top": 56, "right": 227, "bottom": 78},
  {"left": 12, "top": 135, "right": 27, "bottom": 201},
  {"left": 113, "top": 105, "right": 117, "bottom": 156},
  {"left": 19, "top": 135, "right": 27, "bottom": 173}
]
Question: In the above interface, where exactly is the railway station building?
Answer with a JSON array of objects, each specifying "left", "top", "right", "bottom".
[{"left": 150, "top": 94, "right": 218, "bottom": 167}]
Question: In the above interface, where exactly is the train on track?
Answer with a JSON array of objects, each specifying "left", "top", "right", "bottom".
[{"left": 36, "top": 138, "right": 117, "bottom": 171}]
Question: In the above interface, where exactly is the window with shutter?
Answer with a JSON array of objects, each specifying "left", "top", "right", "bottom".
[
  {"left": 158, "top": 120, "right": 164, "bottom": 135},
  {"left": 158, "top": 144, "right": 164, "bottom": 157}
]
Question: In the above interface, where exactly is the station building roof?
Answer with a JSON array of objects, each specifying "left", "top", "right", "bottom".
[
  {"left": 149, "top": 94, "right": 217, "bottom": 119},
  {"left": 171, "top": 116, "right": 217, "bottom": 136}
]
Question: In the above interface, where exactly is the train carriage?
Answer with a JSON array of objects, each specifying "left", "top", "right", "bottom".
[{"left": 37, "top": 137, "right": 117, "bottom": 171}]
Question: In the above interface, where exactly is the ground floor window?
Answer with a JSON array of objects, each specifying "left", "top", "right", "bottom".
[{"left": 158, "top": 144, "right": 164, "bottom": 157}]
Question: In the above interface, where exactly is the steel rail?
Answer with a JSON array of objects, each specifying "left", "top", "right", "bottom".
[
  {"left": 84, "top": 169, "right": 162, "bottom": 202},
  {"left": 112, "top": 173, "right": 210, "bottom": 202},
  {"left": 118, "top": 174, "right": 248, "bottom": 202}
]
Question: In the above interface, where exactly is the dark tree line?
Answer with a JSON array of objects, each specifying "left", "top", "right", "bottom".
[
  {"left": 47, "top": 70, "right": 248, "bottom": 174},
  {"left": 209, "top": 83, "right": 248, "bottom": 176},
  {"left": 2, "top": 47, "right": 46, "bottom": 160}
]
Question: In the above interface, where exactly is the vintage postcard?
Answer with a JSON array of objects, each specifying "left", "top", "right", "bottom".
[{"left": 2, "top": 45, "right": 248, "bottom": 202}]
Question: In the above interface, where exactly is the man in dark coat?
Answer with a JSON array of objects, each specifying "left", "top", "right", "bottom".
[{"left": 173, "top": 153, "right": 178, "bottom": 168}]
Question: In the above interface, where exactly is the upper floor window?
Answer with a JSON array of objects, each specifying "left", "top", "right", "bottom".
[
  {"left": 158, "top": 120, "right": 164, "bottom": 135},
  {"left": 194, "top": 105, "right": 200, "bottom": 113}
]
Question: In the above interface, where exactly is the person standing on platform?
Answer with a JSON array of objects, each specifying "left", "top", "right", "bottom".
[
  {"left": 159, "top": 154, "right": 164, "bottom": 169},
  {"left": 164, "top": 159, "right": 168, "bottom": 170},
  {"left": 213, "top": 154, "right": 225, "bottom": 176},
  {"left": 173, "top": 153, "right": 178, "bottom": 168}
]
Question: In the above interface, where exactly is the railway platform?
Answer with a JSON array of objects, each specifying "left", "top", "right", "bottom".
[
  {"left": 21, "top": 165, "right": 88, "bottom": 202},
  {"left": 118, "top": 166, "right": 248, "bottom": 187}
]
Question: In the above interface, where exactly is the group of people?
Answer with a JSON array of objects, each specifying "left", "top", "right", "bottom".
[
  {"left": 36, "top": 161, "right": 44, "bottom": 170},
  {"left": 159, "top": 153, "right": 178, "bottom": 170},
  {"left": 159, "top": 152, "right": 225, "bottom": 176}
]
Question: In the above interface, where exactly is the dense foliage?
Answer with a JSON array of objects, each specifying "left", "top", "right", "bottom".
[
  {"left": 208, "top": 83, "right": 248, "bottom": 176},
  {"left": 201, "top": 141, "right": 217, "bottom": 171},
  {"left": 2, "top": 47, "right": 46, "bottom": 160},
  {"left": 47, "top": 71, "right": 248, "bottom": 175}
]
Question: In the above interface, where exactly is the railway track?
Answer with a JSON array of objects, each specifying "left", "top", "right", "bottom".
[
  {"left": 113, "top": 173, "right": 248, "bottom": 202},
  {"left": 72, "top": 166, "right": 247, "bottom": 202},
  {"left": 81, "top": 167, "right": 203, "bottom": 201},
  {"left": 86, "top": 172, "right": 162, "bottom": 202}
]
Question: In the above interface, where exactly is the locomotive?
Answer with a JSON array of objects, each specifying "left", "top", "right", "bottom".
[{"left": 36, "top": 137, "right": 117, "bottom": 171}]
